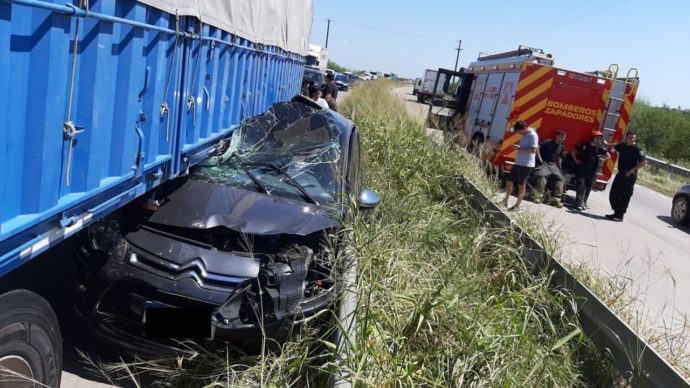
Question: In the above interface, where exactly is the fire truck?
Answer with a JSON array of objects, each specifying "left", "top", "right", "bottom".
[{"left": 428, "top": 46, "right": 639, "bottom": 190}]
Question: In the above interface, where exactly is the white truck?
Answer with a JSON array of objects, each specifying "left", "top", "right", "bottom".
[
  {"left": 306, "top": 44, "right": 329, "bottom": 72},
  {"left": 417, "top": 69, "right": 448, "bottom": 103},
  {"left": 413, "top": 78, "right": 422, "bottom": 95}
]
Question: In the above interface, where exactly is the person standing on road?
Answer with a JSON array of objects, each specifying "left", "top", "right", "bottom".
[
  {"left": 321, "top": 73, "right": 338, "bottom": 112},
  {"left": 502, "top": 121, "right": 539, "bottom": 210},
  {"left": 571, "top": 131, "right": 609, "bottom": 211},
  {"left": 532, "top": 130, "right": 566, "bottom": 207},
  {"left": 605, "top": 132, "right": 647, "bottom": 221}
]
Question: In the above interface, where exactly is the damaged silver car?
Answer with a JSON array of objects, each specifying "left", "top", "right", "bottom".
[{"left": 73, "top": 96, "right": 379, "bottom": 353}]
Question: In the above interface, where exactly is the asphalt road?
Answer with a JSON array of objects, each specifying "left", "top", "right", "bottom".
[{"left": 393, "top": 86, "right": 690, "bottom": 355}]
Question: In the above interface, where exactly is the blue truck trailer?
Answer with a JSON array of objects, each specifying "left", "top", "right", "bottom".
[{"left": 0, "top": 0, "right": 313, "bottom": 385}]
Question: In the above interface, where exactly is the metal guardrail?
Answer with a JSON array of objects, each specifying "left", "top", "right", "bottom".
[
  {"left": 646, "top": 156, "right": 690, "bottom": 179},
  {"left": 332, "top": 246, "right": 357, "bottom": 388},
  {"left": 456, "top": 175, "right": 689, "bottom": 387}
]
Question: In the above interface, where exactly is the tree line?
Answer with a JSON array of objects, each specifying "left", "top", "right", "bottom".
[{"left": 628, "top": 100, "right": 690, "bottom": 164}]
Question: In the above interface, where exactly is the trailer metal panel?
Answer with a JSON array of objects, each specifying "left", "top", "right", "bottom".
[{"left": 0, "top": 0, "right": 306, "bottom": 278}]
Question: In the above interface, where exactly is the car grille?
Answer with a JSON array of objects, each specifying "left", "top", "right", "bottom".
[{"left": 127, "top": 246, "right": 249, "bottom": 293}]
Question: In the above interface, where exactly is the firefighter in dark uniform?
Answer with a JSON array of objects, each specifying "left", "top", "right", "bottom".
[
  {"left": 570, "top": 131, "right": 609, "bottom": 211},
  {"left": 605, "top": 132, "right": 646, "bottom": 221}
]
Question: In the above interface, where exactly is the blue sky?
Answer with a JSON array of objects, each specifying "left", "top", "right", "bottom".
[{"left": 310, "top": 0, "right": 689, "bottom": 109}]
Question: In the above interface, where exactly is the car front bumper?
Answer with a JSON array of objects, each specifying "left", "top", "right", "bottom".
[{"left": 74, "top": 228, "right": 335, "bottom": 354}]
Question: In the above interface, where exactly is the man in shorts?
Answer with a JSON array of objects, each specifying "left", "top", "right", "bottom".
[{"left": 502, "top": 121, "right": 539, "bottom": 210}]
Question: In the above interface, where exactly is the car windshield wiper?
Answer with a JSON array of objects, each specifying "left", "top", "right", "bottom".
[
  {"left": 229, "top": 153, "right": 271, "bottom": 195},
  {"left": 242, "top": 161, "right": 319, "bottom": 206}
]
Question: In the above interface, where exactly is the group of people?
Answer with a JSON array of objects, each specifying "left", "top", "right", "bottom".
[
  {"left": 501, "top": 120, "right": 646, "bottom": 222},
  {"left": 303, "top": 73, "right": 338, "bottom": 111}
]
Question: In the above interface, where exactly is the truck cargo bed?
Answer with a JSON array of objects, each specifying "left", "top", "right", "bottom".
[{"left": 0, "top": 0, "right": 307, "bottom": 277}]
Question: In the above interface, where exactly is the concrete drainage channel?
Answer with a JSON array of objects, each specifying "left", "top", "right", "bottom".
[{"left": 455, "top": 175, "right": 688, "bottom": 387}]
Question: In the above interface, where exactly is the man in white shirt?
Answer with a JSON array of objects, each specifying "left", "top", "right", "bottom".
[
  {"left": 308, "top": 84, "right": 329, "bottom": 110},
  {"left": 502, "top": 121, "right": 539, "bottom": 210}
]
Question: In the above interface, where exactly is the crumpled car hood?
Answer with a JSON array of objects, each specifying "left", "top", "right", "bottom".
[{"left": 148, "top": 178, "right": 340, "bottom": 235}]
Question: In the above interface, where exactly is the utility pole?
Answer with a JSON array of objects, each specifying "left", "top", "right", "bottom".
[
  {"left": 325, "top": 19, "right": 331, "bottom": 48},
  {"left": 454, "top": 40, "right": 463, "bottom": 72}
]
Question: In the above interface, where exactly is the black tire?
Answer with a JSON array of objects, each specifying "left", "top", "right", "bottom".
[
  {"left": 467, "top": 133, "right": 484, "bottom": 154},
  {"left": 672, "top": 196, "right": 689, "bottom": 225},
  {"left": 0, "top": 290, "right": 62, "bottom": 388}
]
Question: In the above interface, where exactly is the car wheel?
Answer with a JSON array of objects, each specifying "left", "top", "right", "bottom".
[
  {"left": 0, "top": 290, "right": 62, "bottom": 388},
  {"left": 672, "top": 196, "right": 689, "bottom": 224}
]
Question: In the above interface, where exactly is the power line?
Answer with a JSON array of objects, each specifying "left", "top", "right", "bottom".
[
  {"left": 517, "top": 0, "right": 628, "bottom": 42},
  {"left": 482, "top": 0, "right": 627, "bottom": 54},
  {"left": 504, "top": 0, "right": 600, "bottom": 42},
  {"left": 316, "top": 19, "right": 457, "bottom": 42}
]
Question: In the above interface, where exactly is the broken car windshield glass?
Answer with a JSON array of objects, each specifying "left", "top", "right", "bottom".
[{"left": 193, "top": 101, "right": 343, "bottom": 206}]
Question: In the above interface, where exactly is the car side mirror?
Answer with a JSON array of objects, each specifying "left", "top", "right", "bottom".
[{"left": 358, "top": 189, "right": 380, "bottom": 209}]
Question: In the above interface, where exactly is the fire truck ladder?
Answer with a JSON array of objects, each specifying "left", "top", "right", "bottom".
[
  {"left": 596, "top": 66, "right": 638, "bottom": 178},
  {"left": 598, "top": 64, "right": 639, "bottom": 143}
]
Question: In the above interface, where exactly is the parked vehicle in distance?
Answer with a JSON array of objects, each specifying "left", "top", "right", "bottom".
[
  {"left": 417, "top": 69, "right": 447, "bottom": 103},
  {"left": 672, "top": 184, "right": 690, "bottom": 225},
  {"left": 335, "top": 74, "right": 350, "bottom": 91},
  {"left": 73, "top": 96, "right": 379, "bottom": 353},
  {"left": 303, "top": 66, "right": 325, "bottom": 88},
  {"left": 413, "top": 78, "right": 422, "bottom": 95},
  {"left": 306, "top": 44, "right": 329, "bottom": 72}
]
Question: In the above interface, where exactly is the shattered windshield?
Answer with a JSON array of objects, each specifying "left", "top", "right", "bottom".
[{"left": 193, "top": 101, "right": 343, "bottom": 206}]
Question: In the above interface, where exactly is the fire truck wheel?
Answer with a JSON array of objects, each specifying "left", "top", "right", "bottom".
[
  {"left": 467, "top": 133, "right": 484, "bottom": 154},
  {"left": 0, "top": 290, "right": 62, "bottom": 388}
]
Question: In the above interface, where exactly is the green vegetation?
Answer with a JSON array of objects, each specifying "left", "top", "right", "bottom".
[
  {"left": 327, "top": 60, "right": 348, "bottom": 73},
  {"left": 628, "top": 99, "right": 690, "bottom": 164},
  {"left": 636, "top": 165, "right": 688, "bottom": 197},
  {"left": 88, "top": 81, "right": 620, "bottom": 387},
  {"left": 338, "top": 81, "right": 617, "bottom": 386}
]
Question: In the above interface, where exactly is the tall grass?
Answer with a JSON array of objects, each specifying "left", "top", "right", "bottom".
[
  {"left": 86, "top": 81, "right": 620, "bottom": 386},
  {"left": 636, "top": 165, "right": 688, "bottom": 197},
  {"left": 338, "top": 81, "right": 618, "bottom": 386}
]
